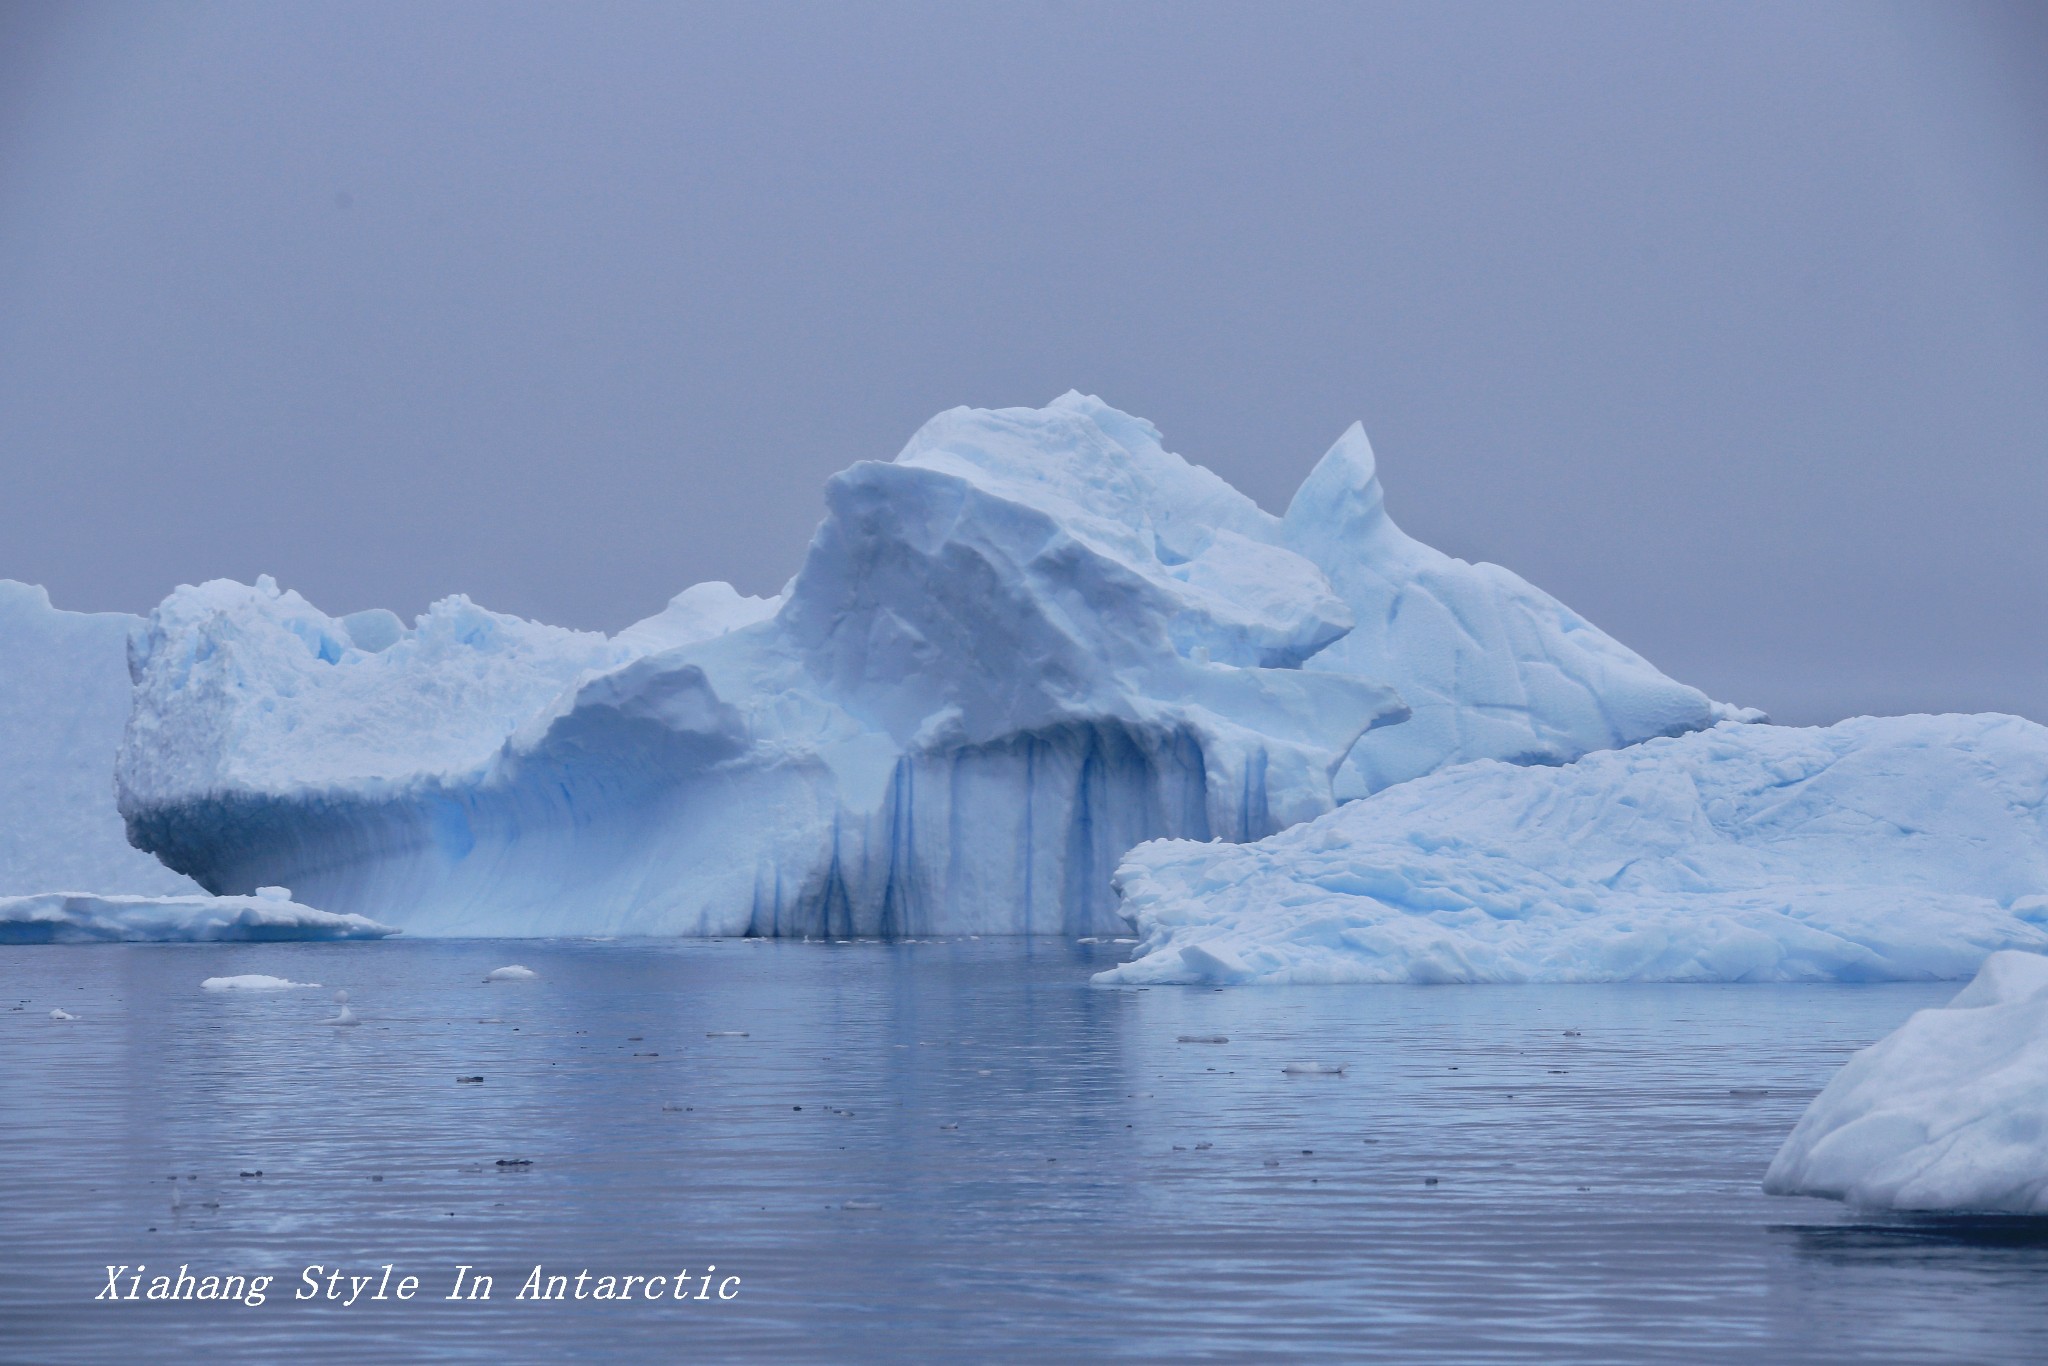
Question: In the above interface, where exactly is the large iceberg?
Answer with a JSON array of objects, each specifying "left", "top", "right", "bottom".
[
  {"left": 1765, "top": 950, "right": 2048, "bottom": 1211},
  {"left": 116, "top": 395, "right": 1726, "bottom": 938},
  {"left": 1099, "top": 713, "right": 2048, "bottom": 985},
  {"left": 0, "top": 580, "right": 200, "bottom": 896}
]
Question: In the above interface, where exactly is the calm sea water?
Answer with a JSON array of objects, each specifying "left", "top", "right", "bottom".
[{"left": 1, "top": 939, "right": 2042, "bottom": 1363}]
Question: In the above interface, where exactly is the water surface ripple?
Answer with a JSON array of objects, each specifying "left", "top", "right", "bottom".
[{"left": 1, "top": 940, "right": 2039, "bottom": 1362}]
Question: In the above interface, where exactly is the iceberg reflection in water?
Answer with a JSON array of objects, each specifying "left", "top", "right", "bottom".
[{"left": 2, "top": 939, "right": 2044, "bottom": 1363}]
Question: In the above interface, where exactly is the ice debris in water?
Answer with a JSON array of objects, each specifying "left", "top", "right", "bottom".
[
  {"left": 203, "top": 974, "right": 319, "bottom": 992},
  {"left": 109, "top": 395, "right": 1732, "bottom": 939},
  {"left": 1178, "top": 1035, "right": 1229, "bottom": 1044},
  {"left": 706, "top": 1030, "right": 749, "bottom": 1038},
  {"left": 49, "top": 1008, "right": 78, "bottom": 1020},
  {"left": 320, "top": 989, "right": 360, "bottom": 1027},
  {"left": 1101, "top": 714, "right": 2048, "bottom": 986},
  {"left": 484, "top": 965, "right": 537, "bottom": 982},
  {"left": 1281, "top": 1062, "right": 1348, "bottom": 1075},
  {"left": 1765, "top": 950, "right": 2048, "bottom": 1212}
]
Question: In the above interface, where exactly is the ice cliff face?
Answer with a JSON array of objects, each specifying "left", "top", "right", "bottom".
[
  {"left": 115, "top": 394, "right": 1725, "bottom": 937},
  {"left": 0, "top": 580, "right": 199, "bottom": 896},
  {"left": 1099, "top": 713, "right": 2048, "bottom": 985},
  {"left": 1765, "top": 950, "right": 2048, "bottom": 1211}
]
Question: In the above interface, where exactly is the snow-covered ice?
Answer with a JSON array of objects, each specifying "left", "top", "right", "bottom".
[
  {"left": 0, "top": 891, "right": 398, "bottom": 943},
  {"left": 0, "top": 581, "right": 199, "bottom": 896},
  {"left": 1765, "top": 950, "right": 2048, "bottom": 1211},
  {"left": 1099, "top": 714, "right": 2048, "bottom": 985},
  {"left": 484, "top": 965, "right": 537, "bottom": 982},
  {"left": 1280, "top": 424, "right": 1747, "bottom": 797},
  {"left": 114, "top": 395, "right": 1727, "bottom": 938},
  {"left": 201, "top": 974, "right": 320, "bottom": 991}
]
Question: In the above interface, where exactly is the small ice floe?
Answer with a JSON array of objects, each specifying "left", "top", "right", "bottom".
[
  {"left": 49, "top": 1008, "right": 78, "bottom": 1020},
  {"left": 939, "top": 1122, "right": 959, "bottom": 1131},
  {"left": 1281, "top": 1062, "right": 1348, "bottom": 1076},
  {"left": 484, "top": 965, "right": 537, "bottom": 982},
  {"left": 1177, "top": 1035, "right": 1228, "bottom": 1044},
  {"left": 203, "top": 974, "right": 318, "bottom": 992},
  {"left": 1075, "top": 937, "right": 1101, "bottom": 944},
  {"left": 1113, "top": 938, "right": 1138, "bottom": 944},
  {"left": 705, "top": 1030, "right": 749, "bottom": 1038},
  {"left": 841, "top": 1199, "right": 880, "bottom": 1211},
  {"left": 319, "top": 990, "right": 360, "bottom": 1027}
]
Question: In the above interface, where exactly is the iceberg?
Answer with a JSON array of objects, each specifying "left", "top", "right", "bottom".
[
  {"left": 0, "top": 581, "right": 201, "bottom": 896},
  {"left": 116, "top": 395, "right": 1725, "bottom": 938},
  {"left": 1281, "top": 424, "right": 1747, "bottom": 796},
  {"left": 1099, "top": 713, "right": 2048, "bottom": 985},
  {"left": 1765, "top": 950, "right": 2048, "bottom": 1211},
  {"left": 0, "top": 890, "right": 398, "bottom": 943}
]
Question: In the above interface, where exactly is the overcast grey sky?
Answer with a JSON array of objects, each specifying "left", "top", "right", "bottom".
[{"left": 1, "top": 0, "right": 2042, "bottom": 726}]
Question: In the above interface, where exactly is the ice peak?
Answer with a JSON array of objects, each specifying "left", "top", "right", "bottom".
[{"left": 1283, "top": 422, "right": 1393, "bottom": 551}]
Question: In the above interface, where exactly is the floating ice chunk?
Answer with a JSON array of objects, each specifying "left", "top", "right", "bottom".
[
  {"left": 705, "top": 1030, "right": 749, "bottom": 1038},
  {"left": 483, "top": 965, "right": 537, "bottom": 982},
  {"left": 320, "top": 989, "right": 360, "bottom": 1027},
  {"left": 1281, "top": 1062, "right": 1348, "bottom": 1075},
  {"left": 0, "top": 891, "right": 398, "bottom": 944},
  {"left": 1177, "top": 1035, "right": 1229, "bottom": 1044},
  {"left": 49, "top": 1008, "right": 78, "bottom": 1020},
  {"left": 1101, "top": 714, "right": 2048, "bottom": 985},
  {"left": 1764, "top": 951, "right": 2048, "bottom": 1212},
  {"left": 202, "top": 974, "right": 318, "bottom": 992}
]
